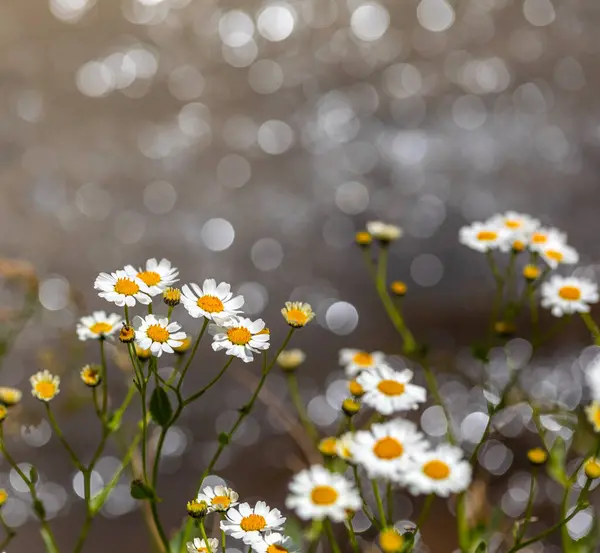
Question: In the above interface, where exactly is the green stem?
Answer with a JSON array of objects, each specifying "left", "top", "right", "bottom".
[
  {"left": 286, "top": 372, "right": 319, "bottom": 443},
  {"left": 580, "top": 312, "right": 600, "bottom": 345},
  {"left": 346, "top": 519, "right": 360, "bottom": 553},
  {"left": 456, "top": 492, "right": 469, "bottom": 552},
  {"left": 149, "top": 500, "right": 171, "bottom": 552},
  {"left": 352, "top": 465, "right": 378, "bottom": 527},
  {"left": 386, "top": 481, "right": 393, "bottom": 525},
  {"left": 422, "top": 360, "right": 456, "bottom": 445},
  {"left": 45, "top": 403, "right": 84, "bottom": 471},
  {"left": 177, "top": 319, "right": 209, "bottom": 392},
  {"left": 100, "top": 339, "right": 108, "bottom": 418},
  {"left": 0, "top": 512, "right": 16, "bottom": 550},
  {"left": 220, "top": 514, "right": 227, "bottom": 552},
  {"left": 514, "top": 469, "right": 537, "bottom": 545},
  {"left": 323, "top": 519, "right": 341, "bottom": 553},
  {"left": 371, "top": 480, "right": 387, "bottom": 526},
  {"left": 200, "top": 520, "right": 213, "bottom": 553},
  {"left": 415, "top": 493, "right": 434, "bottom": 532},
  {"left": 183, "top": 357, "right": 234, "bottom": 406}
]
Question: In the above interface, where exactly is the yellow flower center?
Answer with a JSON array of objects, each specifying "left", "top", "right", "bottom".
[
  {"left": 512, "top": 240, "right": 526, "bottom": 252},
  {"left": 545, "top": 250, "right": 563, "bottom": 262},
  {"left": 585, "top": 459, "right": 600, "bottom": 479},
  {"left": 227, "top": 327, "right": 252, "bottom": 345},
  {"left": 348, "top": 379, "right": 364, "bottom": 397},
  {"left": 211, "top": 496, "right": 231, "bottom": 509},
  {"left": 267, "top": 545, "right": 289, "bottom": 553},
  {"left": 379, "top": 529, "right": 404, "bottom": 552},
  {"left": 476, "top": 230, "right": 497, "bottom": 241},
  {"left": 373, "top": 437, "right": 404, "bottom": 460},
  {"left": 505, "top": 220, "right": 521, "bottom": 229},
  {"left": 114, "top": 278, "right": 140, "bottom": 296},
  {"left": 422, "top": 459, "right": 451, "bottom": 480},
  {"left": 352, "top": 352, "right": 373, "bottom": 367},
  {"left": 0, "top": 490, "right": 7, "bottom": 505},
  {"left": 81, "top": 368, "right": 100, "bottom": 385},
  {"left": 137, "top": 271, "right": 161, "bottom": 286},
  {"left": 377, "top": 380, "right": 405, "bottom": 396},
  {"left": 285, "top": 309, "right": 309, "bottom": 326},
  {"left": 147, "top": 324, "right": 169, "bottom": 343},
  {"left": 318, "top": 437, "right": 338, "bottom": 456},
  {"left": 35, "top": 381, "right": 56, "bottom": 400},
  {"left": 558, "top": 286, "right": 581, "bottom": 301},
  {"left": 531, "top": 232, "right": 547, "bottom": 244},
  {"left": 197, "top": 295, "right": 225, "bottom": 313},
  {"left": 594, "top": 407, "right": 600, "bottom": 426},
  {"left": 310, "top": 485, "right": 339, "bottom": 506},
  {"left": 195, "top": 548, "right": 208, "bottom": 553},
  {"left": 89, "top": 321, "right": 113, "bottom": 335},
  {"left": 239, "top": 514, "right": 267, "bottom": 532},
  {"left": 527, "top": 448, "right": 548, "bottom": 465}
]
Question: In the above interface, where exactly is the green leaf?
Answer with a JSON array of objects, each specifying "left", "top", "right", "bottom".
[
  {"left": 29, "top": 466, "right": 39, "bottom": 484},
  {"left": 328, "top": 457, "right": 348, "bottom": 474},
  {"left": 218, "top": 432, "right": 230, "bottom": 446},
  {"left": 130, "top": 479, "right": 158, "bottom": 501},
  {"left": 547, "top": 437, "right": 569, "bottom": 487},
  {"left": 284, "top": 517, "right": 304, "bottom": 549},
  {"left": 304, "top": 519, "right": 323, "bottom": 542},
  {"left": 149, "top": 386, "right": 172, "bottom": 427},
  {"left": 474, "top": 541, "right": 488, "bottom": 553},
  {"left": 106, "top": 411, "right": 123, "bottom": 432},
  {"left": 399, "top": 532, "right": 415, "bottom": 553}
]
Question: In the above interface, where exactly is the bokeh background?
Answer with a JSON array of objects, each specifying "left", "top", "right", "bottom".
[{"left": 1, "top": 0, "right": 600, "bottom": 551}]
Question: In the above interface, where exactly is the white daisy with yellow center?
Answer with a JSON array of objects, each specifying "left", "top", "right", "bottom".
[
  {"left": 220, "top": 501, "right": 286, "bottom": 545},
  {"left": 134, "top": 315, "right": 186, "bottom": 357},
  {"left": 527, "top": 226, "right": 567, "bottom": 252},
  {"left": 486, "top": 211, "right": 539, "bottom": 237},
  {"left": 538, "top": 240, "right": 579, "bottom": 270},
  {"left": 30, "top": 370, "right": 60, "bottom": 402},
  {"left": 94, "top": 270, "right": 151, "bottom": 307},
  {"left": 181, "top": 279, "right": 244, "bottom": 323},
  {"left": 250, "top": 532, "right": 297, "bottom": 553},
  {"left": 76, "top": 311, "right": 123, "bottom": 341},
  {"left": 186, "top": 537, "right": 219, "bottom": 553},
  {"left": 124, "top": 258, "right": 179, "bottom": 297},
  {"left": 339, "top": 349, "right": 386, "bottom": 377},
  {"left": 586, "top": 401, "right": 600, "bottom": 432},
  {"left": 196, "top": 485, "right": 239, "bottom": 513},
  {"left": 210, "top": 317, "right": 270, "bottom": 363},
  {"left": 357, "top": 365, "right": 426, "bottom": 415},
  {"left": 0, "top": 387, "right": 22, "bottom": 406},
  {"left": 352, "top": 420, "right": 428, "bottom": 481},
  {"left": 403, "top": 444, "right": 472, "bottom": 497},
  {"left": 459, "top": 222, "right": 510, "bottom": 252},
  {"left": 285, "top": 465, "right": 361, "bottom": 522},
  {"left": 541, "top": 275, "right": 599, "bottom": 317},
  {"left": 366, "top": 221, "right": 403, "bottom": 242}
]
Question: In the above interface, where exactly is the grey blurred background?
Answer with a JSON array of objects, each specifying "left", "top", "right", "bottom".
[{"left": 1, "top": 0, "right": 600, "bottom": 551}]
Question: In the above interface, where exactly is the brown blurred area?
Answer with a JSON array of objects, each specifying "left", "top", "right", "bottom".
[{"left": 2, "top": 0, "right": 600, "bottom": 551}]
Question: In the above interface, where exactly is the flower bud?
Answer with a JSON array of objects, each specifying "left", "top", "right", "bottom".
[
  {"left": 342, "top": 398, "right": 360, "bottom": 417},
  {"left": 163, "top": 287, "right": 181, "bottom": 307},
  {"left": 119, "top": 325, "right": 135, "bottom": 344}
]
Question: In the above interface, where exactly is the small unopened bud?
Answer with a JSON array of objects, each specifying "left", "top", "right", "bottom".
[
  {"left": 527, "top": 447, "right": 548, "bottom": 466},
  {"left": 318, "top": 437, "right": 338, "bottom": 457},
  {"left": 277, "top": 349, "right": 306, "bottom": 372},
  {"left": 186, "top": 499, "right": 209, "bottom": 519},
  {"left": 119, "top": 324, "right": 135, "bottom": 344},
  {"left": 348, "top": 379, "right": 364, "bottom": 398},
  {"left": 355, "top": 231, "right": 372, "bottom": 247},
  {"left": 342, "top": 398, "right": 360, "bottom": 417},
  {"left": 494, "top": 321, "right": 516, "bottom": 338},
  {"left": 173, "top": 336, "right": 192, "bottom": 354},
  {"left": 523, "top": 265, "right": 541, "bottom": 281},
  {"left": 379, "top": 528, "right": 404, "bottom": 553},
  {"left": 80, "top": 365, "right": 102, "bottom": 388},
  {"left": 584, "top": 458, "right": 600, "bottom": 480},
  {"left": 163, "top": 287, "right": 181, "bottom": 307},
  {"left": 512, "top": 240, "right": 526, "bottom": 253},
  {"left": 0, "top": 386, "right": 22, "bottom": 407},
  {"left": 135, "top": 345, "right": 152, "bottom": 360},
  {"left": 390, "top": 281, "right": 407, "bottom": 296},
  {"left": 0, "top": 489, "right": 8, "bottom": 507}
]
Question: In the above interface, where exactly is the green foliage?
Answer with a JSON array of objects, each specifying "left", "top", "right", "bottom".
[
  {"left": 29, "top": 466, "right": 39, "bottom": 484},
  {"left": 150, "top": 386, "right": 172, "bottom": 427},
  {"left": 547, "top": 437, "right": 569, "bottom": 487},
  {"left": 130, "top": 479, "right": 158, "bottom": 502}
]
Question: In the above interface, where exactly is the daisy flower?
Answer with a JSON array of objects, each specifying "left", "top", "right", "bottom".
[
  {"left": 538, "top": 241, "right": 579, "bottom": 270},
  {"left": 528, "top": 226, "right": 567, "bottom": 252},
  {"left": 352, "top": 420, "right": 428, "bottom": 481},
  {"left": 458, "top": 222, "right": 510, "bottom": 252},
  {"left": 281, "top": 302, "right": 315, "bottom": 328},
  {"left": 339, "top": 349, "right": 386, "bottom": 377},
  {"left": 357, "top": 365, "right": 426, "bottom": 415},
  {"left": 186, "top": 537, "right": 219, "bottom": 553},
  {"left": 277, "top": 349, "right": 306, "bottom": 372},
  {"left": 366, "top": 221, "right": 402, "bottom": 242},
  {"left": 0, "top": 387, "right": 22, "bottom": 406},
  {"left": 210, "top": 317, "right": 270, "bottom": 363},
  {"left": 76, "top": 311, "right": 122, "bottom": 341},
  {"left": 286, "top": 465, "right": 361, "bottom": 522},
  {"left": 585, "top": 355, "right": 600, "bottom": 402},
  {"left": 94, "top": 270, "right": 151, "bottom": 307},
  {"left": 134, "top": 315, "right": 186, "bottom": 357},
  {"left": 181, "top": 279, "right": 244, "bottom": 323},
  {"left": 403, "top": 444, "right": 472, "bottom": 497},
  {"left": 251, "top": 532, "right": 296, "bottom": 553},
  {"left": 124, "top": 258, "right": 178, "bottom": 296},
  {"left": 541, "top": 275, "right": 599, "bottom": 317},
  {"left": 486, "top": 212, "right": 539, "bottom": 236},
  {"left": 30, "top": 370, "right": 60, "bottom": 402},
  {"left": 335, "top": 432, "right": 354, "bottom": 462},
  {"left": 196, "top": 485, "right": 239, "bottom": 512},
  {"left": 586, "top": 401, "right": 600, "bottom": 432},
  {"left": 220, "top": 501, "right": 285, "bottom": 545}
]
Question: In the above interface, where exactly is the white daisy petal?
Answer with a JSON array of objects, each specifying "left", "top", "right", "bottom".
[{"left": 134, "top": 315, "right": 187, "bottom": 358}]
